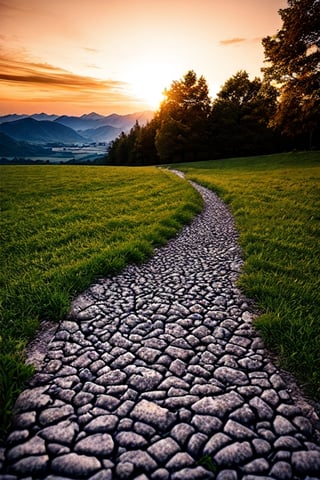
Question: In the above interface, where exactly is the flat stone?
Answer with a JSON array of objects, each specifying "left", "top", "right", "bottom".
[
  {"left": 128, "top": 368, "right": 162, "bottom": 391},
  {"left": 214, "top": 366, "right": 249, "bottom": 385},
  {"left": 75, "top": 433, "right": 114, "bottom": 455},
  {"left": 224, "top": 419, "right": 257, "bottom": 440},
  {"left": 166, "top": 452, "right": 194, "bottom": 471},
  {"left": 216, "top": 470, "right": 238, "bottom": 480},
  {"left": 252, "top": 438, "right": 271, "bottom": 456},
  {"left": 292, "top": 450, "right": 320, "bottom": 475},
  {"left": 170, "top": 423, "right": 195, "bottom": 446},
  {"left": 119, "top": 450, "right": 157, "bottom": 472},
  {"left": 169, "top": 359, "right": 186, "bottom": 376},
  {"left": 95, "top": 394, "right": 121, "bottom": 410},
  {"left": 273, "top": 415, "right": 296, "bottom": 435},
  {"left": 73, "top": 392, "right": 95, "bottom": 407},
  {"left": 269, "top": 461, "right": 293, "bottom": 480},
  {"left": 229, "top": 405, "right": 255, "bottom": 425},
  {"left": 10, "top": 455, "right": 49, "bottom": 475},
  {"left": 192, "top": 392, "right": 243, "bottom": 417},
  {"left": 115, "top": 461, "right": 135, "bottom": 479},
  {"left": 166, "top": 346, "right": 194, "bottom": 361},
  {"left": 241, "top": 458, "right": 269, "bottom": 474},
  {"left": 171, "top": 466, "right": 214, "bottom": 479},
  {"left": 131, "top": 400, "right": 176, "bottom": 431},
  {"left": 274, "top": 435, "right": 301, "bottom": 449},
  {"left": 7, "top": 435, "right": 46, "bottom": 461},
  {"left": 137, "top": 347, "right": 161, "bottom": 363},
  {"left": 214, "top": 441, "right": 253, "bottom": 467},
  {"left": 85, "top": 414, "right": 118, "bottom": 433},
  {"left": 187, "top": 432, "right": 208, "bottom": 457},
  {"left": 151, "top": 468, "right": 170, "bottom": 480},
  {"left": 39, "top": 404, "right": 74, "bottom": 425},
  {"left": 39, "top": 419, "right": 79, "bottom": 444},
  {"left": 14, "top": 386, "right": 51, "bottom": 412},
  {"left": 52, "top": 453, "right": 101, "bottom": 477},
  {"left": 249, "top": 396, "right": 274, "bottom": 420},
  {"left": 148, "top": 438, "right": 180, "bottom": 463},
  {"left": 96, "top": 369, "right": 127, "bottom": 385},
  {"left": 111, "top": 352, "right": 135, "bottom": 369},
  {"left": 191, "top": 415, "right": 222, "bottom": 435},
  {"left": 116, "top": 431, "right": 148, "bottom": 448},
  {"left": 203, "top": 433, "right": 231, "bottom": 455},
  {"left": 292, "top": 416, "right": 313, "bottom": 436}
]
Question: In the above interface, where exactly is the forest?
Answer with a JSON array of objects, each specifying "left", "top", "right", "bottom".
[{"left": 106, "top": 0, "right": 319, "bottom": 165}]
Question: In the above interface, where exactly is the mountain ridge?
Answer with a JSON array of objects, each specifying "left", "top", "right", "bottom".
[{"left": 0, "top": 110, "right": 154, "bottom": 158}]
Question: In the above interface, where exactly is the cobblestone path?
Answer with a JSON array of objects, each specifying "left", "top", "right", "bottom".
[{"left": 1, "top": 180, "right": 320, "bottom": 480}]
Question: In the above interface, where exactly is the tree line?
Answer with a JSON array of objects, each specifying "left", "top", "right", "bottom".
[{"left": 106, "top": 0, "right": 319, "bottom": 165}]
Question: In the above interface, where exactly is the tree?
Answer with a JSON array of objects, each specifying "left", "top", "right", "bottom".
[
  {"left": 262, "top": 0, "right": 320, "bottom": 148},
  {"left": 210, "top": 71, "right": 279, "bottom": 158},
  {"left": 155, "top": 70, "right": 212, "bottom": 162}
]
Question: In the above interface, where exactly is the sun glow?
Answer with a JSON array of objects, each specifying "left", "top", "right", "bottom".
[{"left": 126, "top": 60, "right": 179, "bottom": 110}]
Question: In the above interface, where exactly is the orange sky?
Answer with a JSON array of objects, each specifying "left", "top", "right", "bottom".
[{"left": 0, "top": 0, "right": 287, "bottom": 116}]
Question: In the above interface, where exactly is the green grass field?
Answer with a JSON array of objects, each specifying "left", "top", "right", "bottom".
[
  {"left": 176, "top": 151, "right": 320, "bottom": 401},
  {"left": 0, "top": 165, "right": 202, "bottom": 436}
]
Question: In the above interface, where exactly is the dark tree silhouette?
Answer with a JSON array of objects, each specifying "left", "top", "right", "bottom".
[
  {"left": 155, "top": 70, "right": 212, "bottom": 162},
  {"left": 262, "top": 0, "right": 320, "bottom": 148},
  {"left": 209, "top": 71, "right": 279, "bottom": 157}
]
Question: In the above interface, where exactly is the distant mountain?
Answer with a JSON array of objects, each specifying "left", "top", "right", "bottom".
[
  {"left": 54, "top": 110, "right": 154, "bottom": 132},
  {"left": 0, "top": 113, "right": 59, "bottom": 123},
  {"left": 0, "top": 114, "right": 28, "bottom": 124},
  {"left": 0, "top": 110, "right": 155, "bottom": 147},
  {"left": 30, "top": 113, "right": 59, "bottom": 121},
  {"left": 81, "top": 125, "right": 122, "bottom": 143},
  {"left": 0, "top": 118, "right": 86, "bottom": 144},
  {"left": 0, "top": 132, "right": 49, "bottom": 156}
]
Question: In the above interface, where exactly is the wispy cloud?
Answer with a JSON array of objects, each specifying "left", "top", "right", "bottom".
[
  {"left": 82, "top": 47, "right": 100, "bottom": 54},
  {"left": 0, "top": 53, "right": 125, "bottom": 90},
  {"left": 0, "top": 49, "right": 143, "bottom": 113},
  {"left": 219, "top": 37, "right": 246, "bottom": 46}
]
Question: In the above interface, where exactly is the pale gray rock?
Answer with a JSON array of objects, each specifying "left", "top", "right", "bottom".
[
  {"left": 148, "top": 438, "right": 180, "bottom": 463},
  {"left": 74, "top": 433, "right": 114, "bottom": 455},
  {"left": 39, "top": 419, "right": 78, "bottom": 444},
  {"left": 7, "top": 435, "right": 46, "bottom": 461},
  {"left": 192, "top": 392, "right": 243, "bottom": 417},
  {"left": 118, "top": 450, "right": 157, "bottom": 472},
  {"left": 214, "top": 441, "right": 253, "bottom": 467},
  {"left": 269, "top": 461, "right": 293, "bottom": 480},
  {"left": 292, "top": 450, "right": 320, "bottom": 475},
  {"left": 52, "top": 453, "right": 101, "bottom": 477},
  {"left": 131, "top": 400, "right": 176, "bottom": 430}
]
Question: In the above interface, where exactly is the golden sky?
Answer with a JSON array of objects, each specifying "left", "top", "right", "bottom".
[{"left": 0, "top": 0, "right": 287, "bottom": 115}]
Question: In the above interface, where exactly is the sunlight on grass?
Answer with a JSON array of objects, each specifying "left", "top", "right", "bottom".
[
  {"left": 0, "top": 165, "right": 202, "bottom": 436},
  {"left": 177, "top": 151, "right": 320, "bottom": 400}
]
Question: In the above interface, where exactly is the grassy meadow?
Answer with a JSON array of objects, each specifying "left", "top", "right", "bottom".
[
  {"left": 176, "top": 151, "right": 320, "bottom": 400},
  {"left": 0, "top": 165, "right": 203, "bottom": 436}
]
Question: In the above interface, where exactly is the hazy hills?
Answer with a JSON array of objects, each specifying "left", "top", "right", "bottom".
[
  {"left": 0, "top": 111, "right": 154, "bottom": 158},
  {"left": 0, "top": 118, "right": 86, "bottom": 144}
]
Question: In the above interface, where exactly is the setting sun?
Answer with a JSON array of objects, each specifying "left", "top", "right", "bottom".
[{"left": 125, "top": 59, "right": 181, "bottom": 111}]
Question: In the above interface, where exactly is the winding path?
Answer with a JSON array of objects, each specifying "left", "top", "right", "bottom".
[{"left": 1, "top": 179, "right": 320, "bottom": 480}]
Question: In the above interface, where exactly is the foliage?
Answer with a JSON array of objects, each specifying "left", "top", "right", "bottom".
[
  {"left": 155, "top": 70, "right": 212, "bottom": 163},
  {"left": 176, "top": 151, "right": 320, "bottom": 400},
  {"left": 0, "top": 165, "right": 202, "bottom": 437},
  {"left": 209, "top": 71, "right": 281, "bottom": 158},
  {"left": 262, "top": 0, "right": 320, "bottom": 147}
]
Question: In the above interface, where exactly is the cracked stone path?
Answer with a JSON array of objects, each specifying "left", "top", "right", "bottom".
[{"left": 1, "top": 179, "right": 320, "bottom": 480}]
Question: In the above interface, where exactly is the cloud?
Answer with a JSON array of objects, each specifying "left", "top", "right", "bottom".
[
  {"left": 0, "top": 53, "right": 125, "bottom": 90},
  {"left": 0, "top": 49, "right": 144, "bottom": 113},
  {"left": 219, "top": 37, "right": 246, "bottom": 46},
  {"left": 82, "top": 47, "right": 100, "bottom": 54}
]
